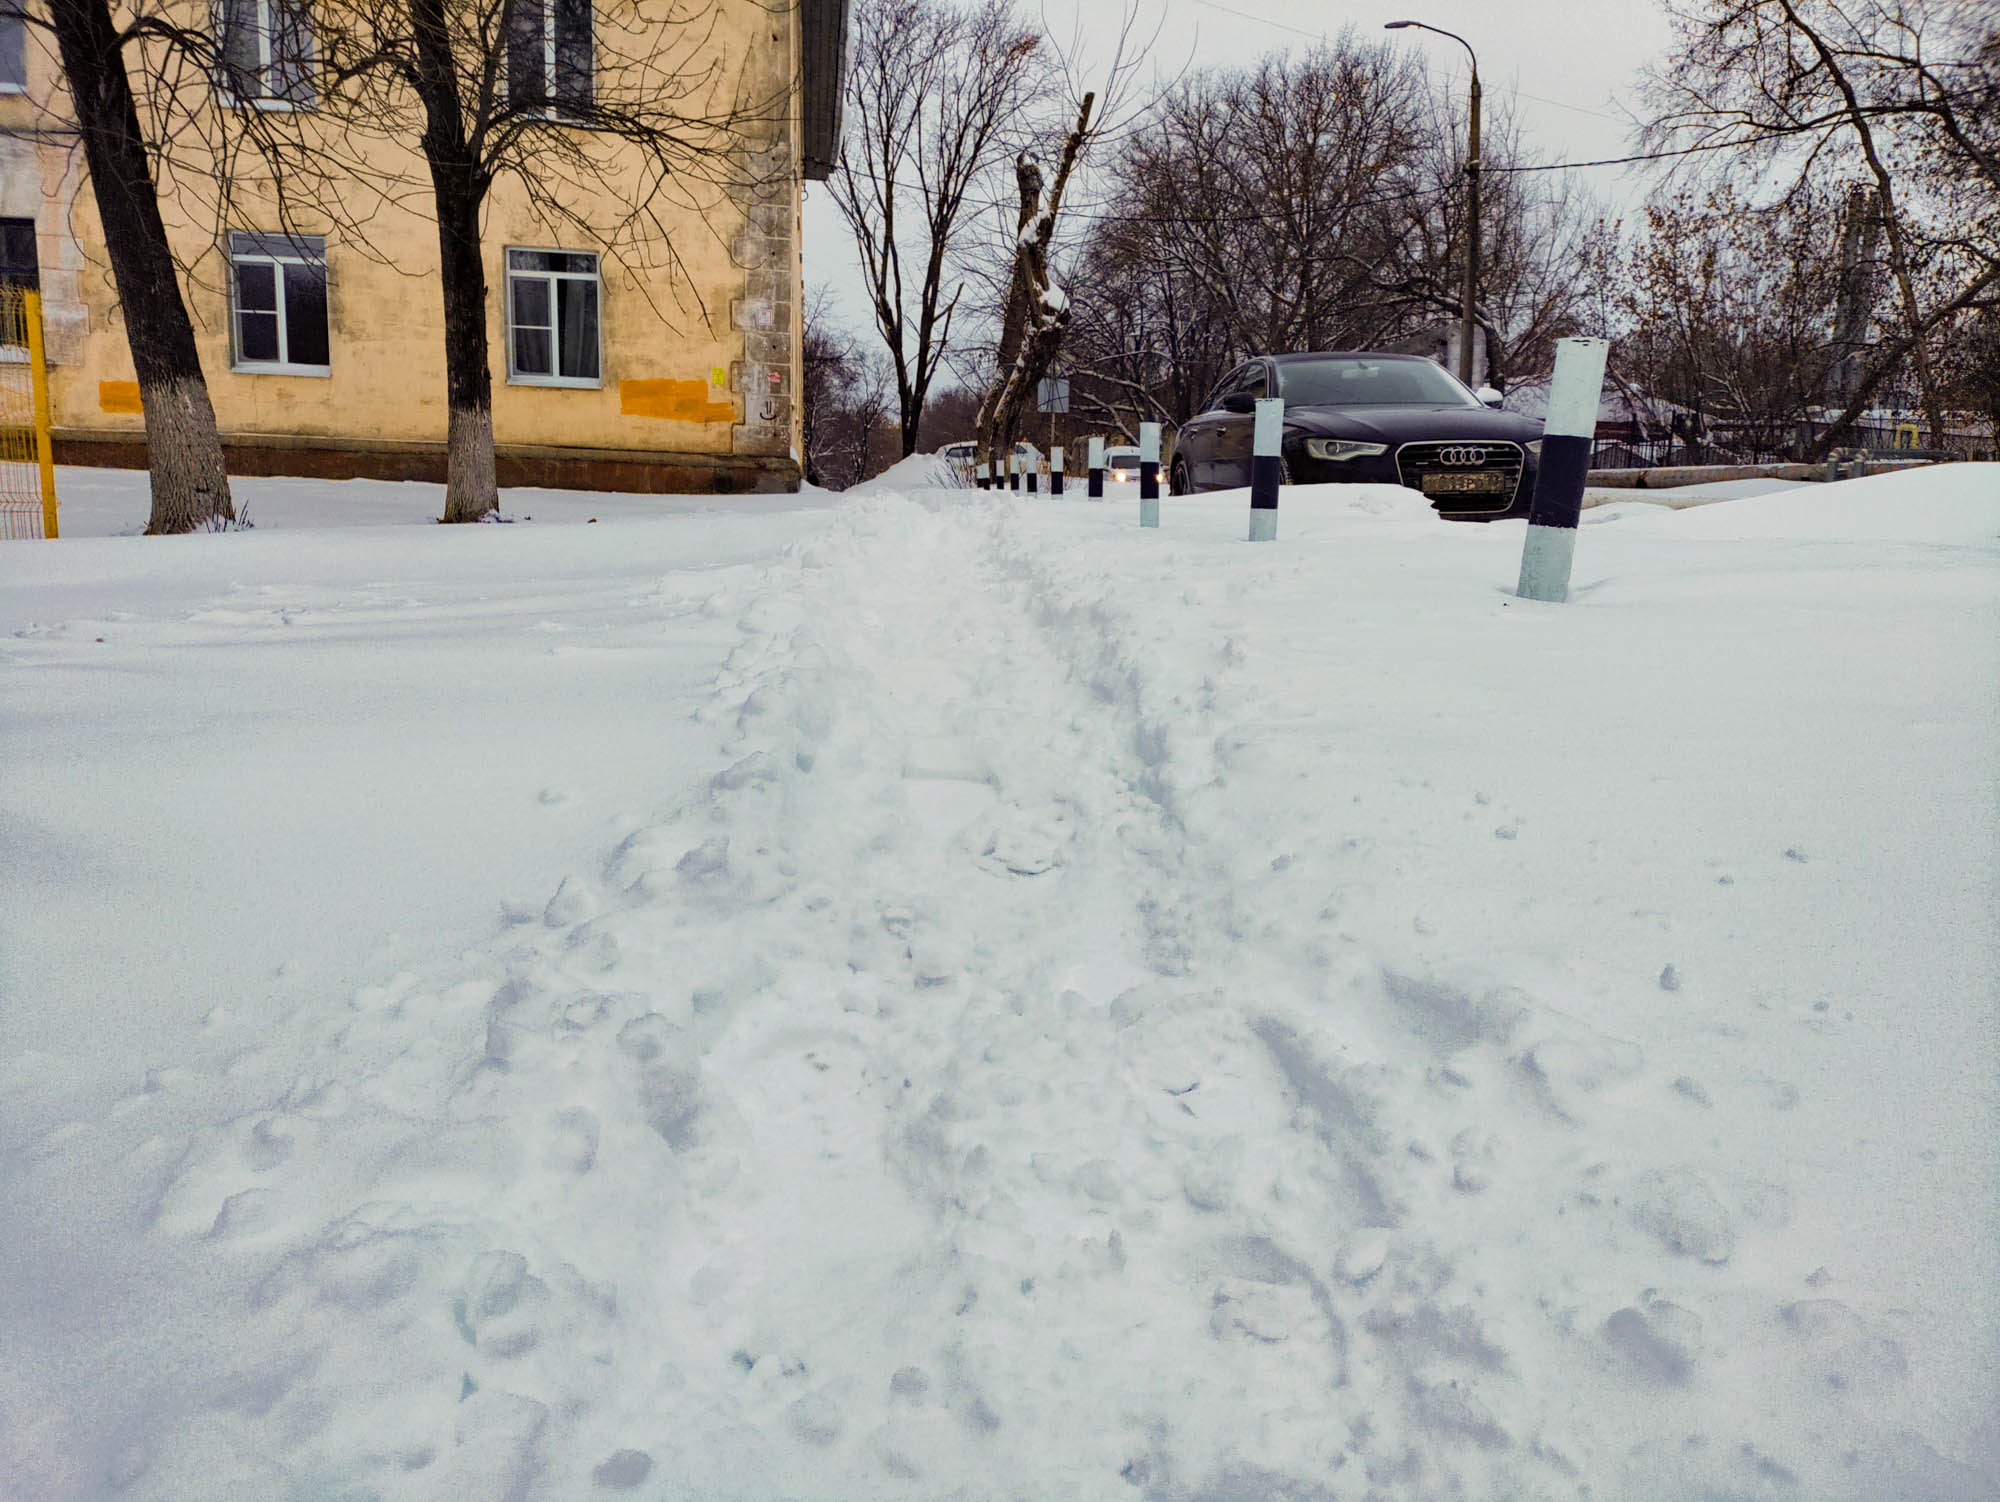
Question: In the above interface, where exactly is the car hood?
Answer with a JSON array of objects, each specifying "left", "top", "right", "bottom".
[{"left": 1284, "top": 404, "right": 1542, "bottom": 444}]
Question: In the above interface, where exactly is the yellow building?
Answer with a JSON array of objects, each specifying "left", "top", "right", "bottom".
[{"left": 0, "top": 0, "right": 846, "bottom": 493}]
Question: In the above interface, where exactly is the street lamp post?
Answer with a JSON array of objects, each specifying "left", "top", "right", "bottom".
[{"left": 1386, "top": 20, "right": 1480, "bottom": 388}]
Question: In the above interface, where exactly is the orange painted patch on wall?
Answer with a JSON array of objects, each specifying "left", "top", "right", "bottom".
[
  {"left": 619, "top": 379, "right": 735, "bottom": 423},
  {"left": 99, "top": 380, "right": 143, "bottom": 414}
]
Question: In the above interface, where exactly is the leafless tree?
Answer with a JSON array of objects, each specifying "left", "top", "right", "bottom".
[
  {"left": 828, "top": 0, "right": 1049, "bottom": 458},
  {"left": 802, "top": 287, "right": 892, "bottom": 488},
  {"left": 1617, "top": 185, "right": 1855, "bottom": 452},
  {"left": 973, "top": 92, "right": 1092, "bottom": 473},
  {"left": 232, "top": 0, "right": 783, "bottom": 520},
  {"left": 1643, "top": 0, "right": 2000, "bottom": 453},
  {"left": 12, "top": 0, "right": 236, "bottom": 532},
  {"left": 1057, "top": 33, "right": 1608, "bottom": 441}
]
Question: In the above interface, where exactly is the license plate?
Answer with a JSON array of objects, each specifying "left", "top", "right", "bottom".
[{"left": 1422, "top": 472, "right": 1508, "bottom": 495}]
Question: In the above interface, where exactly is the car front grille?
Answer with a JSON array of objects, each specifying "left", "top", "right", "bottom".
[{"left": 1393, "top": 440, "right": 1525, "bottom": 514}]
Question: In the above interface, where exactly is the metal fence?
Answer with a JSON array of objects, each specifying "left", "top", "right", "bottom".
[
  {"left": 1590, "top": 420, "right": 1996, "bottom": 471},
  {"left": 0, "top": 284, "right": 59, "bottom": 539}
]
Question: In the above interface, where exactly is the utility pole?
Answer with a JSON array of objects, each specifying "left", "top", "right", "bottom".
[
  {"left": 1387, "top": 20, "right": 1481, "bottom": 386},
  {"left": 1829, "top": 185, "right": 1883, "bottom": 411}
]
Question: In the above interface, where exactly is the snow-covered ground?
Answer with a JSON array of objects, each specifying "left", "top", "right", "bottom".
[{"left": 3, "top": 463, "right": 1996, "bottom": 1501}]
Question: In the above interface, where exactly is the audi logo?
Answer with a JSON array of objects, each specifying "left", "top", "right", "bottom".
[{"left": 1436, "top": 446, "right": 1488, "bottom": 466}]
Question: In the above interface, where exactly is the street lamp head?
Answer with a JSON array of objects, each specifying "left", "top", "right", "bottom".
[{"left": 1383, "top": 20, "right": 1414, "bottom": 28}]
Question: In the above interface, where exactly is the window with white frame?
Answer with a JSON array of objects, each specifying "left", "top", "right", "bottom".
[
  {"left": 217, "top": 0, "right": 315, "bottom": 107},
  {"left": 507, "top": 248, "right": 600, "bottom": 385},
  {"left": 230, "top": 232, "right": 329, "bottom": 373},
  {"left": 505, "top": 0, "right": 592, "bottom": 114},
  {"left": 0, "top": 9, "right": 27, "bottom": 93}
]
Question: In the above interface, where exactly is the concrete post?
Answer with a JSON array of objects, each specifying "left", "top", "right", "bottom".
[
  {"left": 1249, "top": 397, "right": 1283, "bottom": 541},
  {"left": 1517, "top": 336, "right": 1610, "bottom": 603},
  {"left": 1087, "top": 436, "right": 1105, "bottom": 500},
  {"left": 1139, "top": 422, "right": 1161, "bottom": 528},
  {"left": 1050, "top": 445, "right": 1064, "bottom": 496}
]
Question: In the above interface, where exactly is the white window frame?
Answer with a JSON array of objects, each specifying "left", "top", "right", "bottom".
[
  {"left": 229, "top": 233, "right": 330, "bottom": 377},
  {"left": 217, "top": 0, "right": 314, "bottom": 110},
  {"left": 508, "top": 0, "right": 592, "bottom": 118},
  {"left": 505, "top": 246, "right": 602, "bottom": 389}
]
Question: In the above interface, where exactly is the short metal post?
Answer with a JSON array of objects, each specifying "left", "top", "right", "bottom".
[
  {"left": 1050, "top": 445, "right": 1064, "bottom": 496},
  {"left": 1139, "top": 422, "right": 1161, "bottom": 528},
  {"left": 1248, "top": 397, "right": 1282, "bottom": 541},
  {"left": 1517, "top": 336, "right": 1610, "bottom": 603},
  {"left": 1087, "top": 436, "right": 1105, "bottom": 500},
  {"left": 25, "top": 290, "right": 57, "bottom": 539}
]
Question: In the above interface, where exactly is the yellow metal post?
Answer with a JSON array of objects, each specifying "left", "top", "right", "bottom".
[{"left": 23, "top": 289, "right": 56, "bottom": 538}]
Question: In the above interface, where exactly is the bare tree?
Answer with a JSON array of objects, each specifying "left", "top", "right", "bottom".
[
  {"left": 973, "top": 92, "right": 1089, "bottom": 471},
  {"left": 1618, "top": 186, "right": 1854, "bottom": 452},
  {"left": 1057, "top": 34, "right": 1608, "bottom": 439},
  {"left": 802, "top": 287, "right": 892, "bottom": 488},
  {"left": 829, "top": 0, "right": 1047, "bottom": 458},
  {"left": 19, "top": 0, "right": 236, "bottom": 532},
  {"left": 1644, "top": 0, "right": 2000, "bottom": 453},
  {"left": 247, "top": 0, "right": 781, "bottom": 520}
]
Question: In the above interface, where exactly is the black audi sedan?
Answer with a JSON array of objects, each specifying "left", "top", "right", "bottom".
[{"left": 1171, "top": 352, "right": 1546, "bottom": 519}]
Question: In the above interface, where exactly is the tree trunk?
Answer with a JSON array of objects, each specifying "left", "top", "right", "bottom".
[
  {"left": 977, "top": 96, "right": 1094, "bottom": 474},
  {"left": 434, "top": 175, "right": 497, "bottom": 521},
  {"left": 48, "top": 0, "right": 233, "bottom": 533},
  {"left": 411, "top": 0, "right": 497, "bottom": 522}
]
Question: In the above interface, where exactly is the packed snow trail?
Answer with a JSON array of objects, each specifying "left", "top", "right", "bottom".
[{"left": 10, "top": 480, "right": 1993, "bottom": 1500}]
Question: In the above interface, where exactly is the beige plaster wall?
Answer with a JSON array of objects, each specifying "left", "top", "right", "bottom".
[{"left": 0, "top": 0, "right": 802, "bottom": 467}]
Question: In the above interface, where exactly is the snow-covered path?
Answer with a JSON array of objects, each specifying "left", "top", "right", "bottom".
[{"left": 3, "top": 471, "right": 1996, "bottom": 1500}]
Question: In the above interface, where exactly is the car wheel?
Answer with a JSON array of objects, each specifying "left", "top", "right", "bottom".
[{"left": 1170, "top": 457, "right": 1193, "bottom": 495}]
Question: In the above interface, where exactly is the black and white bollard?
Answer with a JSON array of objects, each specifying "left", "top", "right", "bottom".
[
  {"left": 1027, "top": 458, "right": 1038, "bottom": 493},
  {"left": 1139, "top": 422, "right": 1161, "bottom": 528},
  {"left": 1010, "top": 456, "right": 1021, "bottom": 492},
  {"left": 1050, "top": 445, "right": 1064, "bottom": 496},
  {"left": 1087, "top": 436, "right": 1105, "bottom": 500},
  {"left": 1248, "top": 397, "right": 1283, "bottom": 542},
  {"left": 977, "top": 461, "right": 989, "bottom": 491},
  {"left": 1516, "top": 335, "right": 1610, "bottom": 603}
]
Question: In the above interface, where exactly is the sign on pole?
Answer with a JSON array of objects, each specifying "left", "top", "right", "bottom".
[{"left": 1037, "top": 377, "right": 1071, "bottom": 414}]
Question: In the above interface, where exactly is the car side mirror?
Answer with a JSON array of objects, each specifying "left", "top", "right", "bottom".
[
  {"left": 1476, "top": 385, "right": 1503, "bottom": 408},
  {"left": 1221, "top": 391, "right": 1257, "bottom": 414}
]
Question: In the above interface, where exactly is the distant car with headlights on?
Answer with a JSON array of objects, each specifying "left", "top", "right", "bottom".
[
  {"left": 1101, "top": 444, "right": 1144, "bottom": 483},
  {"left": 1169, "top": 352, "right": 1545, "bottom": 519}
]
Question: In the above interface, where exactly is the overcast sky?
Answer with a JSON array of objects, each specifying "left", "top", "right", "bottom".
[{"left": 799, "top": 0, "right": 1678, "bottom": 359}]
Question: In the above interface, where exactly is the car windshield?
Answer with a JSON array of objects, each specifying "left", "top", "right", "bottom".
[
  {"left": 1106, "top": 449, "right": 1140, "bottom": 465},
  {"left": 1277, "top": 357, "right": 1480, "bottom": 408}
]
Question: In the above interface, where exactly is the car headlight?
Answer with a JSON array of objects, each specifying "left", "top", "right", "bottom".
[
  {"left": 1303, "top": 439, "right": 1388, "bottom": 461},
  {"left": 1525, "top": 439, "right": 1543, "bottom": 457}
]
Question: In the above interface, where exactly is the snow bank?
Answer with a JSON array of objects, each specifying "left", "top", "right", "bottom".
[
  {"left": 1639, "top": 460, "right": 1999, "bottom": 541},
  {"left": 46, "top": 466, "right": 828, "bottom": 539},
  {"left": 848, "top": 452, "right": 965, "bottom": 494}
]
